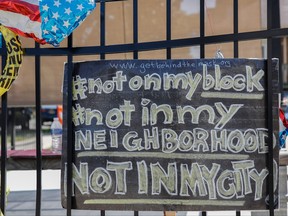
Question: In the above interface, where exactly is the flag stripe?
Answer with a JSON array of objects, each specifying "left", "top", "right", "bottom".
[
  {"left": 20, "top": 0, "right": 39, "bottom": 6},
  {"left": 8, "top": 26, "right": 46, "bottom": 44},
  {"left": 0, "top": 10, "right": 42, "bottom": 39},
  {"left": 280, "top": 108, "right": 288, "bottom": 128},
  {"left": 0, "top": 0, "right": 40, "bottom": 22}
]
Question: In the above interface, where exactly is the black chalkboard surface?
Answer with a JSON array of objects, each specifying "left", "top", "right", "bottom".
[{"left": 61, "top": 59, "right": 279, "bottom": 211}]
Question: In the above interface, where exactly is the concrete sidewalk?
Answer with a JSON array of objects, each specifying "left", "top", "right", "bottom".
[
  {"left": 4, "top": 164, "right": 285, "bottom": 216},
  {"left": 6, "top": 190, "right": 252, "bottom": 216}
]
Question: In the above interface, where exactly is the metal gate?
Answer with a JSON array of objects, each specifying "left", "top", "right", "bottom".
[{"left": 1, "top": 0, "right": 288, "bottom": 216}]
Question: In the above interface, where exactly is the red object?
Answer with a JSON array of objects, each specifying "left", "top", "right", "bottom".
[
  {"left": 280, "top": 108, "right": 288, "bottom": 128},
  {"left": 57, "top": 105, "right": 63, "bottom": 125},
  {"left": 0, "top": 0, "right": 46, "bottom": 44},
  {"left": 4, "top": 149, "right": 61, "bottom": 158}
]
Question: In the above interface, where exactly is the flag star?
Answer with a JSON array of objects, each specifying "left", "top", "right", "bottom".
[
  {"left": 54, "top": 0, "right": 61, "bottom": 7},
  {"left": 51, "top": 25, "right": 59, "bottom": 33},
  {"left": 77, "top": 4, "right": 84, "bottom": 11},
  {"left": 88, "top": 0, "right": 95, "bottom": 6},
  {"left": 64, "top": 8, "right": 72, "bottom": 15},
  {"left": 43, "top": 29, "right": 49, "bottom": 34},
  {"left": 43, "top": 17, "right": 49, "bottom": 23},
  {"left": 42, "top": 4, "right": 49, "bottom": 11},
  {"left": 66, "top": 0, "right": 72, "bottom": 3},
  {"left": 52, "top": 12, "right": 60, "bottom": 20},
  {"left": 63, "top": 20, "right": 70, "bottom": 28},
  {"left": 75, "top": 16, "right": 80, "bottom": 21}
]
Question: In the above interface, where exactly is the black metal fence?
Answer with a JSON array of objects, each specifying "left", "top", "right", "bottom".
[{"left": 1, "top": 0, "right": 288, "bottom": 216}]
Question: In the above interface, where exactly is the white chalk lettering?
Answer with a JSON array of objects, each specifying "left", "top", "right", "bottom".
[
  {"left": 200, "top": 163, "right": 221, "bottom": 199},
  {"left": 75, "top": 130, "right": 92, "bottom": 150},
  {"left": 180, "top": 163, "right": 207, "bottom": 197},
  {"left": 214, "top": 103, "right": 243, "bottom": 129},
  {"left": 137, "top": 160, "right": 148, "bottom": 194},
  {"left": 89, "top": 167, "right": 112, "bottom": 194},
  {"left": 93, "top": 130, "right": 107, "bottom": 150},
  {"left": 73, "top": 63, "right": 265, "bottom": 102},
  {"left": 64, "top": 162, "right": 89, "bottom": 196},
  {"left": 64, "top": 160, "right": 269, "bottom": 201},
  {"left": 123, "top": 131, "right": 143, "bottom": 151},
  {"left": 73, "top": 75, "right": 87, "bottom": 100},
  {"left": 107, "top": 161, "right": 133, "bottom": 195},
  {"left": 216, "top": 170, "right": 237, "bottom": 199},
  {"left": 202, "top": 64, "right": 264, "bottom": 93},
  {"left": 246, "top": 66, "right": 264, "bottom": 92},
  {"left": 232, "top": 161, "right": 254, "bottom": 195},
  {"left": 177, "top": 104, "right": 215, "bottom": 125},
  {"left": 144, "top": 127, "right": 160, "bottom": 150},
  {"left": 109, "top": 130, "right": 118, "bottom": 148},
  {"left": 74, "top": 127, "right": 272, "bottom": 154},
  {"left": 249, "top": 168, "right": 269, "bottom": 200},
  {"left": 144, "top": 73, "right": 162, "bottom": 90},
  {"left": 151, "top": 162, "right": 178, "bottom": 195},
  {"left": 150, "top": 103, "right": 173, "bottom": 125},
  {"left": 129, "top": 75, "right": 143, "bottom": 91}
]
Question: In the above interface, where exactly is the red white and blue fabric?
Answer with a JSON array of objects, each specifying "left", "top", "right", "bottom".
[
  {"left": 0, "top": 0, "right": 95, "bottom": 46},
  {"left": 279, "top": 108, "right": 288, "bottom": 148}
]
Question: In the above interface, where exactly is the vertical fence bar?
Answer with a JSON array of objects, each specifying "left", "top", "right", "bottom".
[
  {"left": 100, "top": 0, "right": 106, "bottom": 61},
  {"left": 0, "top": 39, "right": 7, "bottom": 216},
  {"left": 200, "top": 0, "right": 205, "bottom": 59},
  {"left": 233, "top": 1, "right": 240, "bottom": 216},
  {"left": 35, "top": 42, "right": 42, "bottom": 216},
  {"left": 268, "top": 0, "right": 282, "bottom": 91},
  {"left": 200, "top": 1, "right": 206, "bottom": 215},
  {"left": 267, "top": 0, "right": 275, "bottom": 216},
  {"left": 100, "top": 1, "right": 106, "bottom": 216},
  {"left": 133, "top": 1, "right": 139, "bottom": 215},
  {"left": 133, "top": 0, "right": 138, "bottom": 60},
  {"left": 10, "top": 108, "right": 15, "bottom": 150},
  {"left": 66, "top": 34, "right": 74, "bottom": 216},
  {"left": 233, "top": 0, "right": 239, "bottom": 58},
  {"left": 166, "top": 0, "right": 171, "bottom": 60},
  {"left": 267, "top": 32, "right": 275, "bottom": 216},
  {"left": 0, "top": 97, "right": 7, "bottom": 216}
]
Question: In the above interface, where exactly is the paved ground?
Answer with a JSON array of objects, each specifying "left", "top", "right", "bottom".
[
  {"left": 5, "top": 169, "right": 253, "bottom": 216},
  {"left": 5, "top": 190, "right": 252, "bottom": 216},
  {"left": 4, "top": 168, "right": 254, "bottom": 216}
]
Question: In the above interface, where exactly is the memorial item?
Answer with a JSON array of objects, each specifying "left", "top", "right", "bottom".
[
  {"left": 61, "top": 59, "right": 279, "bottom": 211},
  {"left": 0, "top": 0, "right": 96, "bottom": 46},
  {"left": 0, "top": 24, "right": 23, "bottom": 96}
]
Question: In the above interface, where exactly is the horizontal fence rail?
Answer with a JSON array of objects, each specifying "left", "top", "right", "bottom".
[{"left": 0, "top": 28, "right": 285, "bottom": 57}]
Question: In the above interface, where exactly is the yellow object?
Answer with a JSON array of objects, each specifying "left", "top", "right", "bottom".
[{"left": 0, "top": 25, "right": 23, "bottom": 96}]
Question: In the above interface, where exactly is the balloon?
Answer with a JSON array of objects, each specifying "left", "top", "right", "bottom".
[{"left": 0, "top": 0, "right": 96, "bottom": 46}]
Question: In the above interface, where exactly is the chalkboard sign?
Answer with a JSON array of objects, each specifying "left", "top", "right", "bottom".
[{"left": 61, "top": 59, "right": 279, "bottom": 211}]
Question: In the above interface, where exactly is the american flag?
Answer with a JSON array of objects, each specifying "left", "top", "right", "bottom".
[
  {"left": 279, "top": 108, "right": 288, "bottom": 148},
  {"left": 0, "top": 0, "right": 95, "bottom": 46}
]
